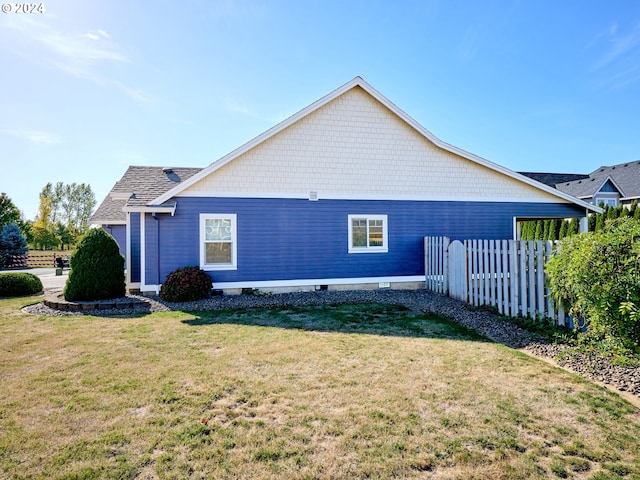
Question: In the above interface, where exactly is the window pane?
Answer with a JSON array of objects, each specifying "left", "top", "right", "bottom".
[
  {"left": 205, "top": 219, "right": 232, "bottom": 241},
  {"left": 352, "top": 219, "right": 367, "bottom": 247},
  {"left": 205, "top": 242, "right": 232, "bottom": 264},
  {"left": 369, "top": 219, "right": 383, "bottom": 247}
]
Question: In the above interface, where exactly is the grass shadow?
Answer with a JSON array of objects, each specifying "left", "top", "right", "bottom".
[{"left": 180, "top": 302, "right": 492, "bottom": 342}]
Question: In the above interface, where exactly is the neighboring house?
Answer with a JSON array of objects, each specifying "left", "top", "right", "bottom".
[
  {"left": 521, "top": 161, "right": 640, "bottom": 208},
  {"left": 92, "top": 77, "right": 599, "bottom": 294}
]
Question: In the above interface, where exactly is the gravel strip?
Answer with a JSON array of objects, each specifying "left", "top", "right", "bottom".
[{"left": 23, "top": 288, "right": 640, "bottom": 400}]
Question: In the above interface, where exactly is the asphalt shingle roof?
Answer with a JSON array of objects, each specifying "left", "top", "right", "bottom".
[
  {"left": 91, "top": 166, "right": 202, "bottom": 223},
  {"left": 557, "top": 161, "right": 640, "bottom": 199},
  {"left": 518, "top": 172, "right": 589, "bottom": 188}
]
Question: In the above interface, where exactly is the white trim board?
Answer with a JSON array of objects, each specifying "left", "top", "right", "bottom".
[{"left": 140, "top": 275, "right": 426, "bottom": 293}]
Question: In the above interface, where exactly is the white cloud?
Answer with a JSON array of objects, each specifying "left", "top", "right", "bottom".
[
  {"left": 3, "top": 16, "right": 149, "bottom": 102},
  {"left": 1, "top": 129, "right": 62, "bottom": 144},
  {"left": 590, "top": 22, "right": 640, "bottom": 88}
]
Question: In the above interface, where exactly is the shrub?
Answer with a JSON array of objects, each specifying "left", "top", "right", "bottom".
[
  {"left": 160, "top": 266, "right": 212, "bottom": 302},
  {"left": 0, "top": 272, "right": 43, "bottom": 297},
  {"left": 546, "top": 218, "right": 640, "bottom": 355},
  {"left": 64, "top": 228, "right": 125, "bottom": 301}
]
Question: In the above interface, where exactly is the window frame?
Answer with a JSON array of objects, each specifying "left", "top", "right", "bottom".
[
  {"left": 347, "top": 214, "right": 388, "bottom": 254},
  {"left": 199, "top": 213, "right": 237, "bottom": 271}
]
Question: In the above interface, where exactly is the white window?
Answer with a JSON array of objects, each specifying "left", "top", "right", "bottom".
[
  {"left": 200, "top": 214, "right": 237, "bottom": 270},
  {"left": 348, "top": 215, "right": 388, "bottom": 253}
]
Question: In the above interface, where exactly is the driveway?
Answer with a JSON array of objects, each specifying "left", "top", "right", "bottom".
[{"left": 7, "top": 268, "right": 68, "bottom": 292}]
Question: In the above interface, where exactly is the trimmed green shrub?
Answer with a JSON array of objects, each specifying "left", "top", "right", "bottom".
[
  {"left": 0, "top": 272, "right": 43, "bottom": 297},
  {"left": 160, "top": 266, "right": 212, "bottom": 302},
  {"left": 546, "top": 218, "right": 640, "bottom": 356},
  {"left": 64, "top": 228, "right": 125, "bottom": 301}
]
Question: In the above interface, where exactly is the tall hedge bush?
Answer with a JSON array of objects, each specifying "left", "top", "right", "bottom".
[
  {"left": 546, "top": 218, "right": 640, "bottom": 355},
  {"left": 64, "top": 228, "right": 125, "bottom": 301}
]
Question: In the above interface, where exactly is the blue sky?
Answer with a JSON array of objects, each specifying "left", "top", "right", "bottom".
[{"left": 2, "top": 0, "right": 640, "bottom": 220}]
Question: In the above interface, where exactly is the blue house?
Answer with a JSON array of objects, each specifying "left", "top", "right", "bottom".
[{"left": 91, "top": 77, "right": 598, "bottom": 294}]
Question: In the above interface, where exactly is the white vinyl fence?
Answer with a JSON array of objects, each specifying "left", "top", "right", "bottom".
[{"left": 424, "top": 237, "right": 566, "bottom": 325}]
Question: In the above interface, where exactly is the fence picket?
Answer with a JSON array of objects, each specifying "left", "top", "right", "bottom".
[{"left": 424, "top": 236, "right": 567, "bottom": 326}]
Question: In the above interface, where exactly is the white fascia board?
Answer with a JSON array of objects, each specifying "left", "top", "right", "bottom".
[
  {"left": 151, "top": 76, "right": 600, "bottom": 214},
  {"left": 122, "top": 205, "right": 176, "bottom": 215},
  {"left": 92, "top": 219, "right": 127, "bottom": 226},
  {"left": 140, "top": 275, "right": 426, "bottom": 293}
]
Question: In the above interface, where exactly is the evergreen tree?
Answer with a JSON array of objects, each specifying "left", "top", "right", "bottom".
[
  {"left": 588, "top": 213, "right": 597, "bottom": 232},
  {"left": 0, "top": 223, "right": 28, "bottom": 268},
  {"left": 595, "top": 213, "right": 605, "bottom": 232},
  {"left": 548, "top": 219, "right": 559, "bottom": 241},
  {"left": 542, "top": 220, "right": 550, "bottom": 240},
  {"left": 559, "top": 220, "right": 568, "bottom": 239},
  {"left": 618, "top": 205, "right": 629, "bottom": 218},
  {"left": 64, "top": 228, "right": 124, "bottom": 301},
  {"left": 569, "top": 217, "right": 580, "bottom": 236},
  {"left": 534, "top": 220, "right": 543, "bottom": 239}
]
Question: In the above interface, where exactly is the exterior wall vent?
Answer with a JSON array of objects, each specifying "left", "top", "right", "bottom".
[{"left": 309, "top": 191, "right": 318, "bottom": 201}]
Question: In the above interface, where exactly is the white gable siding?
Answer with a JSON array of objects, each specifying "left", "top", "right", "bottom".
[{"left": 181, "top": 87, "right": 565, "bottom": 203}]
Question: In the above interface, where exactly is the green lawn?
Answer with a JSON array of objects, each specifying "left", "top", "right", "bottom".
[{"left": 1, "top": 296, "right": 639, "bottom": 479}]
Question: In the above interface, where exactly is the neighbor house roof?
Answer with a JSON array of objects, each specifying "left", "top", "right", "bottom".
[
  {"left": 150, "top": 77, "right": 601, "bottom": 213},
  {"left": 91, "top": 166, "right": 202, "bottom": 224},
  {"left": 555, "top": 161, "right": 640, "bottom": 201},
  {"left": 518, "top": 172, "right": 590, "bottom": 188}
]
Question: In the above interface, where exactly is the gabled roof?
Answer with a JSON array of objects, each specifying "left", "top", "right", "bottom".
[
  {"left": 91, "top": 166, "right": 202, "bottom": 224},
  {"left": 151, "top": 76, "right": 600, "bottom": 213},
  {"left": 553, "top": 160, "right": 640, "bottom": 201},
  {"left": 557, "top": 174, "right": 625, "bottom": 199}
]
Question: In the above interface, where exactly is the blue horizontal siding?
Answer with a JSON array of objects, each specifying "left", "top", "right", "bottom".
[
  {"left": 148, "top": 197, "right": 584, "bottom": 285},
  {"left": 103, "top": 225, "right": 126, "bottom": 257},
  {"left": 129, "top": 213, "right": 141, "bottom": 283}
]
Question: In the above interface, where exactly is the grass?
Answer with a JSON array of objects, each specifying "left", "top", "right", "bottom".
[{"left": 1, "top": 296, "right": 640, "bottom": 479}]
